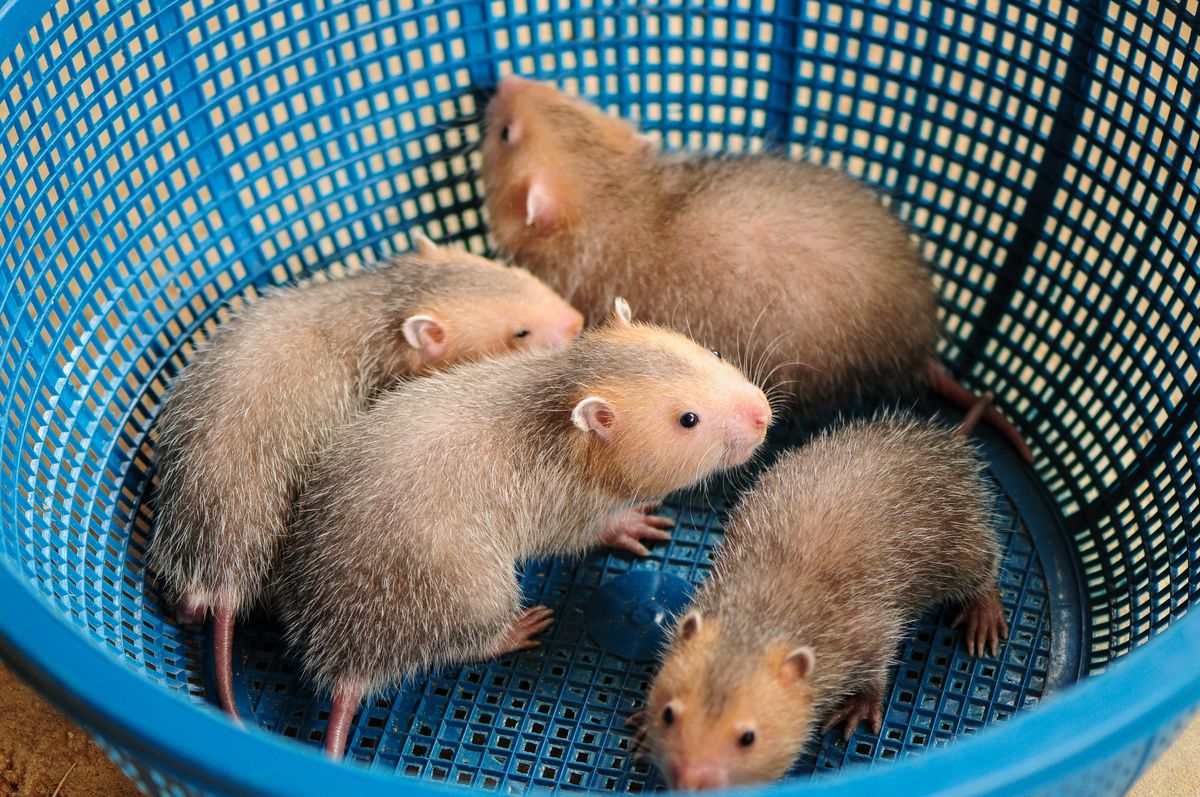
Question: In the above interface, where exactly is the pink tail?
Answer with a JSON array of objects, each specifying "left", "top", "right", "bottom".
[
  {"left": 925, "top": 361, "right": 1034, "bottom": 462},
  {"left": 325, "top": 685, "right": 361, "bottom": 760},
  {"left": 213, "top": 604, "right": 241, "bottom": 723},
  {"left": 956, "top": 390, "right": 994, "bottom": 439}
]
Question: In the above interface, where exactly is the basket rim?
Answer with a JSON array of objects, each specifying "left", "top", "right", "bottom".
[{"left": 1, "top": 561, "right": 1197, "bottom": 797}]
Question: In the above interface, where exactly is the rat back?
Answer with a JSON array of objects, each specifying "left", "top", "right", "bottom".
[
  {"left": 697, "top": 412, "right": 997, "bottom": 717},
  {"left": 150, "top": 266, "right": 418, "bottom": 613},
  {"left": 505, "top": 154, "right": 939, "bottom": 409},
  {"left": 277, "top": 352, "right": 621, "bottom": 695}
]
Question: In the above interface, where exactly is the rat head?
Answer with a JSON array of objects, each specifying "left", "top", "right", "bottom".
[
  {"left": 481, "top": 76, "right": 653, "bottom": 254},
  {"left": 566, "top": 299, "right": 770, "bottom": 498},
  {"left": 644, "top": 611, "right": 816, "bottom": 790},
  {"left": 401, "top": 231, "right": 583, "bottom": 369}
]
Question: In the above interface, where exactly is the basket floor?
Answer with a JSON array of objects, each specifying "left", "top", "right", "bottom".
[{"left": 182, "top": 401, "right": 1078, "bottom": 792}]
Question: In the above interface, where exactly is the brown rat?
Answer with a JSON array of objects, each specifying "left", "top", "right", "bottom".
[
  {"left": 276, "top": 299, "right": 772, "bottom": 760},
  {"left": 147, "top": 232, "right": 583, "bottom": 720},
  {"left": 481, "top": 76, "right": 1032, "bottom": 462},
  {"left": 634, "top": 400, "right": 1007, "bottom": 790}
]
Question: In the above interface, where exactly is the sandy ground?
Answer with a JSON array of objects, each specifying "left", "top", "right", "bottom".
[
  {"left": 0, "top": 665, "right": 138, "bottom": 797},
  {"left": 0, "top": 660, "right": 1195, "bottom": 797}
]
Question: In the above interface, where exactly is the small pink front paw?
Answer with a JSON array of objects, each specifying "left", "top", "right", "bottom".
[
  {"left": 491, "top": 606, "right": 555, "bottom": 658},
  {"left": 600, "top": 503, "right": 675, "bottom": 557}
]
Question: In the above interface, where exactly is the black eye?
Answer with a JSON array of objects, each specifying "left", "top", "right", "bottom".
[
  {"left": 514, "top": 329, "right": 530, "bottom": 338},
  {"left": 662, "top": 706, "right": 675, "bottom": 726},
  {"left": 739, "top": 730, "right": 756, "bottom": 747},
  {"left": 711, "top": 349, "right": 722, "bottom": 360},
  {"left": 501, "top": 125, "right": 512, "bottom": 142},
  {"left": 679, "top": 412, "right": 699, "bottom": 429}
]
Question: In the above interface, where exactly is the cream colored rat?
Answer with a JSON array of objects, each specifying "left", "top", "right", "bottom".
[
  {"left": 148, "top": 232, "right": 583, "bottom": 720},
  {"left": 481, "top": 76, "right": 1032, "bottom": 462},
  {"left": 634, "top": 399, "right": 1006, "bottom": 790},
  {"left": 277, "top": 299, "right": 772, "bottom": 759}
]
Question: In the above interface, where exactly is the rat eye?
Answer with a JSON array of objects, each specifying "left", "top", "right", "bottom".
[
  {"left": 500, "top": 125, "right": 512, "bottom": 142},
  {"left": 739, "top": 730, "right": 756, "bottom": 748},
  {"left": 662, "top": 706, "right": 675, "bottom": 726},
  {"left": 514, "top": 329, "right": 530, "bottom": 339},
  {"left": 711, "top": 349, "right": 722, "bottom": 360},
  {"left": 679, "top": 412, "right": 699, "bottom": 429}
]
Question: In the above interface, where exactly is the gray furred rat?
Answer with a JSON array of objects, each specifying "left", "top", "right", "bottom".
[
  {"left": 481, "top": 76, "right": 1033, "bottom": 462},
  {"left": 148, "top": 232, "right": 583, "bottom": 720},
  {"left": 278, "top": 299, "right": 771, "bottom": 759},
  {"left": 634, "top": 397, "right": 1007, "bottom": 790}
]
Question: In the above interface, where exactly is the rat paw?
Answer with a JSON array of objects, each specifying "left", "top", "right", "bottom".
[
  {"left": 492, "top": 606, "right": 554, "bottom": 657},
  {"left": 952, "top": 589, "right": 1009, "bottom": 657},
  {"left": 822, "top": 689, "right": 883, "bottom": 741},
  {"left": 173, "top": 593, "right": 207, "bottom": 626},
  {"left": 600, "top": 503, "right": 675, "bottom": 557},
  {"left": 625, "top": 711, "right": 649, "bottom": 757}
]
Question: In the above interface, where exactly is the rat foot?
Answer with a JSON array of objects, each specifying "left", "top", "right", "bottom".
[
  {"left": 600, "top": 503, "right": 675, "bottom": 557},
  {"left": 625, "top": 710, "right": 648, "bottom": 757},
  {"left": 953, "top": 589, "right": 1009, "bottom": 657},
  {"left": 173, "top": 593, "right": 206, "bottom": 625},
  {"left": 822, "top": 686, "right": 883, "bottom": 741},
  {"left": 492, "top": 606, "right": 555, "bottom": 657}
]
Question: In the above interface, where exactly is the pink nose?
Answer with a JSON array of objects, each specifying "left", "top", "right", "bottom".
[
  {"left": 560, "top": 309, "right": 584, "bottom": 341},
  {"left": 742, "top": 397, "right": 772, "bottom": 432},
  {"left": 669, "top": 761, "right": 728, "bottom": 792}
]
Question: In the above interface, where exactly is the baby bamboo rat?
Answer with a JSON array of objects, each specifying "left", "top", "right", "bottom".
[
  {"left": 481, "top": 76, "right": 1032, "bottom": 462},
  {"left": 148, "top": 233, "right": 583, "bottom": 720},
  {"left": 633, "top": 398, "right": 1007, "bottom": 790},
  {"left": 277, "top": 299, "right": 772, "bottom": 760}
]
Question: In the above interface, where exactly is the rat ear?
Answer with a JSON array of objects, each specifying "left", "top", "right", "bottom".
[
  {"left": 411, "top": 229, "right": 440, "bottom": 257},
  {"left": 571, "top": 396, "right": 616, "bottom": 440},
  {"left": 678, "top": 610, "right": 703, "bottom": 640},
  {"left": 525, "top": 178, "right": 554, "bottom": 227},
  {"left": 402, "top": 315, "right": 448, "bottom": 361},
  {"left": 634, "top": 132, "right": 656, "bottom": 154},
  {"left": 612, "top": 297, "right": 633, "bottom": 326},
  {"left": 780, "top": 646, "right": 815, "bottom": 684}
]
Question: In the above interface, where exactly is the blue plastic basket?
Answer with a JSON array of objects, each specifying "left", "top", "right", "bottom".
[{"left": 2, "top": 1, "right": 1198, "bottom": 795}]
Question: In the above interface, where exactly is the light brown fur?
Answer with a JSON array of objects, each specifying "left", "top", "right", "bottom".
[
  {"left": 276, "top": 310, "right": 771, "bottom": 757},
  {"left": 482, "top": 77, "right": 940, "bottom": 411},
  {"left": 149, "top": 242, "right": 582, "bottom": 619},
  {"left": 640, "top": 412, "right": 1003, "bottom": 788}
]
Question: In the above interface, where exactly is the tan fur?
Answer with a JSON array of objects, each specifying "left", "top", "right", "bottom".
[
  {"left": 148, "top": 247, "right": 582, "bottom": 617},
  {"left": 642, "top": 412, "right": 1000, "bottom": 787},
  {"left": 482, "top": 78, "right": 940, "bottom": 410},
  {"left": 277, "top": 318, "right": 770, "bottom": 697}
]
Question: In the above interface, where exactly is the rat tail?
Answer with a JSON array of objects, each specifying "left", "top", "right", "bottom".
[
  {"left": 955, "top": 390, "right": 994, "bottom": 440},
  {"left": 924, "top": 360, "right": 1034, "bottom": 462},
  {"left": 212, "top": 604, "right": 241, "bottom": 723},
  {"left": 325, "top": 683, "right": 363, "bottom": 760}
]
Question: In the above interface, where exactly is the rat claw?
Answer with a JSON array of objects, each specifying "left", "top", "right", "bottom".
[
  {"left": 955, "top": 590, "right": 1008, "bottom": 659},
  {"left": 823, "top": 689, "right": 883, "bottom": 741},
  {"left": 600, "top": 506, "right": 677, "bottom": 556},
  {"left": 629, "top": 726, "right": 648, "bottom": 757},
  {"left": 492, "top": 606, "right": 555, "bottom": 657}
]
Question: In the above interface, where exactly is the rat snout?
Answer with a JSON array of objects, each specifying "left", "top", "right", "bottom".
[
  {"left": 720, "top": 391, "right": 771, "bottom": 468},
  {"left": 739, "top": 393, "right": 772, "bottom": 433},
  {"left": 669, "top": 760, "right": 729, "bottom": 792},
  {"left": 558, "top": 307, "right": 585, "bottom": 343}
]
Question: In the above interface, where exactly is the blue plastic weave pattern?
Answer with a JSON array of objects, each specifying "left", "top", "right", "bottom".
[
  {"left": 1, "top": 2, "right": 1198, "bottom": 797},
  {"left": 216, "top": 417, "right": 1066, "bottom": 789}
]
